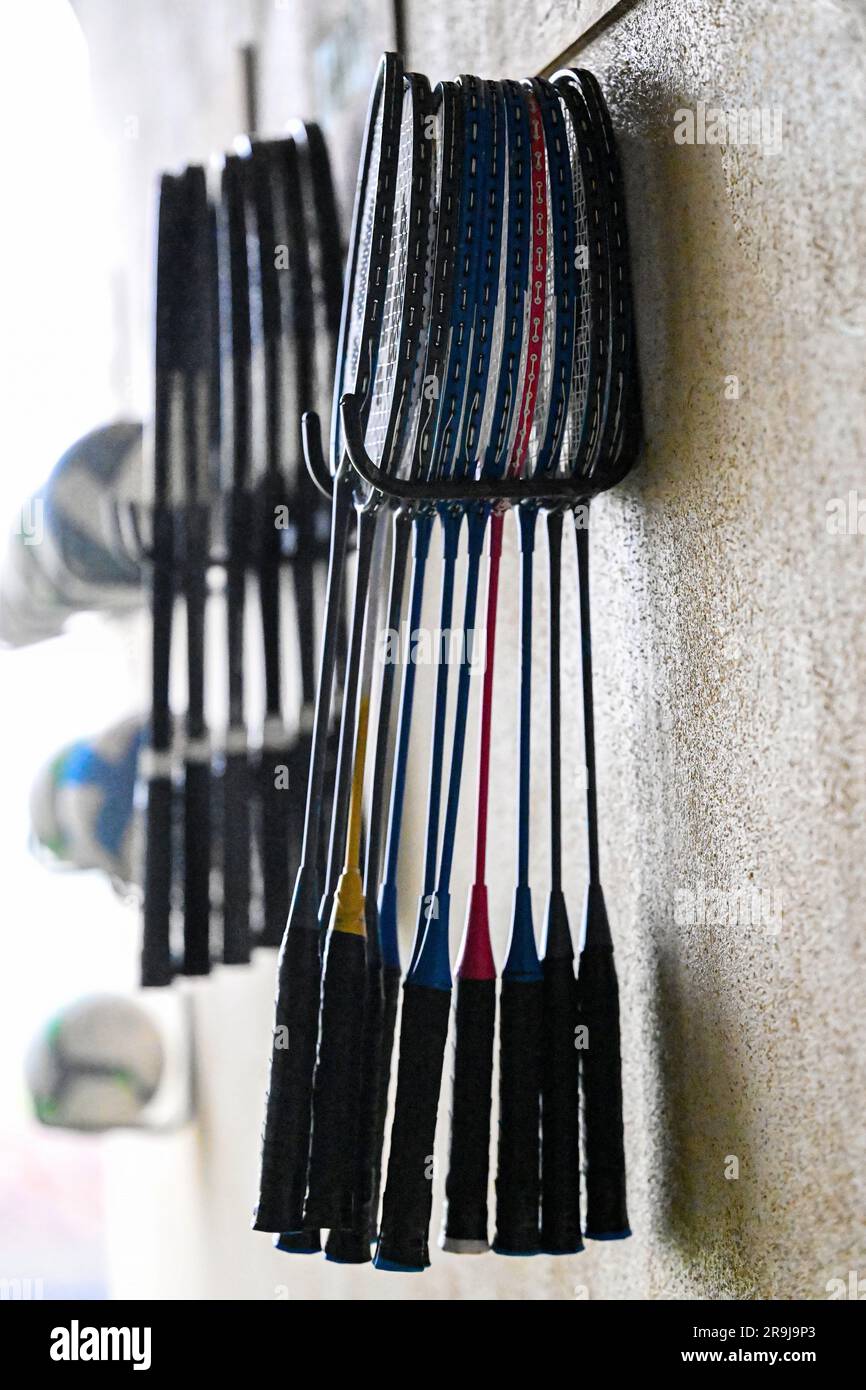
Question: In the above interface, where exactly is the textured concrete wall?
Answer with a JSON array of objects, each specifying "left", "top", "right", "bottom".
[
  {"left": 549, "top": 0, "right": 866, "bottom": 1301},
  {"left": 77, "top": 0, "right": 866, "bottom": 1299},
  {"left": 380, "top": 0, "right": 866, "bottom": 1300}
]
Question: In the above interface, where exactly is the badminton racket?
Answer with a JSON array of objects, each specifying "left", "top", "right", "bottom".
[
  {"left": 489, "top": 84, "right": 554, "bottom": 1257},
  {"left": 374, "top": 73, "right": 498, "bottom": 1272},
  {"left": 554, "top": 67, "right": 637, "bottom": 1240},
  {"left": 253, "top": 51, "right": 403, "bottom": 1237},
  {"left": 216, "top": 152, "right": 253, "bottom": 966},
  {"left": 243, "top": 140, "right": 295, "bottom": 949},
  {"left": 141, "top": 173, "right": 182, "bottom": 988},
  {"left": 323, "top": 506, "right": 410, "bottom": 1263},
  {"left": 324, "top": 66, "right": 441, "bottom": 1260},
  {"left": 305, "top": 67, "right": 434, "bottom": 1236},
  {"left": 176, "top": 167, "right": 215, "bottom": 978},
  {"left": 441, "top": 75, "right": 531, "bottom": 1253}
]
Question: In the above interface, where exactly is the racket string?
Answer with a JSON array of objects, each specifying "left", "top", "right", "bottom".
[{"left": 365, "top": 87, "right": 415, "bottom": 465}]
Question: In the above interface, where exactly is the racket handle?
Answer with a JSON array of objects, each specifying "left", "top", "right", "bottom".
[
  {"left": 323, "top": 959, "right": 401, "bottom": 1263},
  {"left": 259, "top": 741, "right": 293, "bottom": 947},
  {"left": 441, "top": 976, "right": 495, "bottom": 1251},
  {"left": 540, "top": 892, "right": 583, "bottom": 1254},
  {"left": 182, "top": 758, "right": 211, "bottom": 975},
  {"left": 494, "top": 976, "right": 543, "bottom": 1255},
  {"left": 324, "top": 940, "right": 385, "bottom": 1265},
  {"left": 578, "top": 881, "right": 630, "bottom": 1239},
  {"left": 142, "top": 772, "right": 174, "bottom": 986},
  {"left": 375, "top": 981, "right": 451, "bottom": 1271},
  {"left": 304, "top": 927, "right": 367, "bottom": 1229},
  {"left": 274, "top": 1229, "right": 321, "bottom": 1255},
  {"left": 222, "top": 747, "right": 251, "bottom": 965},
  {"left": 253, "top": 920, "right": 321, "bottom": 1232}
]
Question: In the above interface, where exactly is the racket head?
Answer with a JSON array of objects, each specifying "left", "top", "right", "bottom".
[
  {"left": 503, "top": 85, "right": 549, "bottom": 480},
  {"left": 412, "top": 78, "right": 463, "bottom": 482},
  {"left": 216, "top": 153, "right": 253, "bottom": 496},
  {"left": 552, "top": 68, "right": 641, "bottom": 492},
  {"left": 525, "top": 77, "right": 577, "bottom": 479},
  {"left": 329, "top": 52, "right": 403, "bottom": 479},
  {"left": 250, "top": 141, "right": 288, "bottom": 484},
  {"left": 575, "top": 68, "right": 642, "bottom": 484},
  {"left": 458, "top": 79, "right": 507, "bottom": 479},
  {"left": 152, "top": 173, "right": 187, "bottom": 508},
  {"left": 292, "top": 120, "right": 344, "bottom": 454},
  {"left": 176, "top": 166, "right": 217, "bottom": 504},
  {"left": 363, "top": 70, "right": 434, "bottom": 481},
  {"left": 235, "top": 141, "right": 269, "bottom": 490},
  {"left": 476, "top": 78, "right": 530, "bottom": 478},
  {"left": 340, "top": 67, "right": 640, "bottom": 507},
  {"left": 428, "top": 74, "right": 489, "bottom": 483},
  {"left": 549, "top": 74, "right": 606, "bottom": 485},
  {"left": 257, "top": 136, "right": 314, "bottom": 494}
]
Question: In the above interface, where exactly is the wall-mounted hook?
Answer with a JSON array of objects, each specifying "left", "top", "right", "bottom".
[
  {"left": 302, "top": 410, "right": 333, "bottom": 499},
  {"left": 340, "top": 393, "right": 597, "bottom": 506}
]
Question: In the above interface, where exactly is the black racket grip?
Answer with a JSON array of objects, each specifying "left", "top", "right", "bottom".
[
  {"left": 375, "top": 982, "right": 451, "bottom": 1271},
  {"left": 578, "top": 882, "right": 630, "bottom": 1238},
  {"left": 274, "top": 1228, "right": 321, "bottom": 1254},
  {"left": 222, "top": 748, "right": 251, "bottom": 965},
  {"left": 253, "top": 925, "right": 321, "bottom": 1232},
  {"left": 442, "top": 977, "right": 495, "bottom": 1250},
  {"left": 142, "top": 773, "right": 173, "bottom": 986},
  {"left": 494, "top": 978, "right": 543, "bottom": 1254},
  {"left": 324, "top": 951, "right": 384, "bottom": 1265},
  {"left": 182, "top": 758, "right": 211, "bottom": 976},
  {"left": 259, "top": 743, "right": 292, "bottom": 947},
  {"left": 304, "top": 930, "right": 367, "bottom": 1229},
  {"left": 541, "top": 954, "right": 583, "bottom": 1254}
]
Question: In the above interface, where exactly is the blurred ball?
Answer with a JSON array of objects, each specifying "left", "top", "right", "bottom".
[
  {"left": 0, "top": 421, "right": 143, "bottom": 648},
  {"left": 30, "top": 715, "right": 144, "bottom": 888},
  {"left": 25, "top": 994, "right": 164, "bottom": 1131}
]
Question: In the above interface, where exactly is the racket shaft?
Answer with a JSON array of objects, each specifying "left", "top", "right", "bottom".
[
  {"left": 495, "top": 978, "right": 543, "bottom": 1252},
  {"left": 254, "top": 490, "right": 350, "bottom": 1230},
  {"left": 444, "top": 977, "right": 495, "bottom": 1247},
  {"left": 376, "top": 982, "right": 450, "bottom": 1270}
]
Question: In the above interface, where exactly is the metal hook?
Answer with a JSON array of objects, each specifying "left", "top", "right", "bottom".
[
  {"left": 302, "top": 411, "right": 334, "bottom": 499},
  {"left": 340, "top": 392, "right": 600, "bottom": 506}
]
